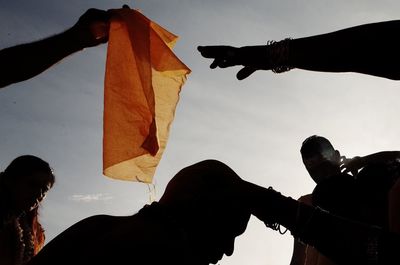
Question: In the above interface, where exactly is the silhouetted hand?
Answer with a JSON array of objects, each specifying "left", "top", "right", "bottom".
[
  {"left": 340, "top": 156, "right": 363, "bottom": 177},
  {"left": 70, "top": 8, "right": 111, "bottom": 48},
  {"left": 197, "top": 45, "right": 271, "bottom": 80}
]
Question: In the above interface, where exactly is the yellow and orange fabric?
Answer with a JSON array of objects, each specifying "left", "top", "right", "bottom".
[{"left": 104, "top": 9, "right": 190, "bottom": 183}]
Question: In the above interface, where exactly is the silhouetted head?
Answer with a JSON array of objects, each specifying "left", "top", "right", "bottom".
[
  {"left": 1, "top": 155, "right": 55, "bottom": 215},
  {"left": 159, "top": 160, "right": 250, "bottom": 265},
  {"left": 301, "top": 135, "right": 341, "bottom": 184}
]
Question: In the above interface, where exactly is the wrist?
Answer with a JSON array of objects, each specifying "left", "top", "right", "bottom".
[
  {"left": 250, "top": 186, "right": 298, "bottom": 231},
  {"left": 266, "top": 38, "right": 293, "bottom": 73},
  {"left": 63, "top": 26, "right": 87, "bottom": 51}
]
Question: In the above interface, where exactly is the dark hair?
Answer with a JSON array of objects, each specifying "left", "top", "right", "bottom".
[
  {"left": 0, "top": 155, "right": 54, "bottom": 263},
  {"left": 160, "top": 159, "right": 242, "bottom": 208},
  {"left": 4, "top": 155, "right": 55, "bottom": 187},
  {"left": 300, "top": 135, "right": 335, "bottom": 159}
]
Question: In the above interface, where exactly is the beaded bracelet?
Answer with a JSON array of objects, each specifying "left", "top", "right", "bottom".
[{"left": 267, "top": 38, "right": 293, "bottom": 73}]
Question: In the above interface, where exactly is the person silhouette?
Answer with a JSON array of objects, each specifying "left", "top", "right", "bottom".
[
  {"left": 25, "top": 159, "right": 400, "bottom": 265},
  {"left": 0, "top": 155, "right": 55, "bottom": 265},
  {"left": 291, "top": 135, "right": 349, "bottom": 265},
  {"left": 291, "top": 135, "right": 400, "bottom": 265},
  {"left": 27, "top": 160, "right": 252, "bottom": 265}
]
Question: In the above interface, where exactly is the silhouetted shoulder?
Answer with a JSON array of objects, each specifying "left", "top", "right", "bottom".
[{"left": 298, "top": 194, "right": 312, "bottom": 205}]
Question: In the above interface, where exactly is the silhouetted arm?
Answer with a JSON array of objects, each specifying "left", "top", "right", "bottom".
[
  {"left": 0, "top": 8, "right": 110, "bottom": 88},
  {"left": 198, "top": 20, "right": 400, "bottom": 80},
  {"left": 291, "top": 21, "right": 400, "bottom": 79},
  {"left": 341, "top": 151, "right": 400, "bottom": 176},
  {"left": 245, "top": 182, "right": 400, "bottom": 264}
]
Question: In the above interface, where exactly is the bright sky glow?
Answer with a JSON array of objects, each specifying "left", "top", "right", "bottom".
[{"left": 1, "top": 1, "right": 400, "bottom": 264}]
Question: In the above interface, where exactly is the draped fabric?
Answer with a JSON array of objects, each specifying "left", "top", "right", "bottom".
[{"left": 104, "top": 9, "right": 190, "bottom": 183}]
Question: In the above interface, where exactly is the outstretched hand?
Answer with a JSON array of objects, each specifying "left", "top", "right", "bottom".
[{"left": 197, "top": 45, "right": 270, "bottom": 80}]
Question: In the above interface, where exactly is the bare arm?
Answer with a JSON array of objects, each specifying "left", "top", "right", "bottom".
[
  {"left": 341, "top": 151, "right": 400, "bottom": 175},
  {"left": 290, "top": 20, "right": 400, "bottom": 80},
  {"left": 244, "top": 182, "right": 400, "bottom": 264},
  {"left": 198, "top": 20, "right": 400, "bottom": 80},
  {"left": 0, "top": 8, "right": 110, "bottom": 88},
  {"left": 361, "top": 151, "right": 400, "bottom": 165}
]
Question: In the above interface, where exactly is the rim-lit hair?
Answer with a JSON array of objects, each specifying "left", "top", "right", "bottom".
[
  {"left": 3, "top": 155, "right": 55, "bottom": 187},
  {"left": 300, "top": 135, "right": 335, "bottom": 160}
]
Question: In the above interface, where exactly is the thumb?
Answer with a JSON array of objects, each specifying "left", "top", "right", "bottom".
[{"left": 236, "top": 67, "right": 257, "bottom": 80}]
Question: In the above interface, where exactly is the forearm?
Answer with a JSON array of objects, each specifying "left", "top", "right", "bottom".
[
  {"left": 294, "top": 204, "right": 400, "bottom": 265},
  {"left": 246, "top": 183, "right": 299, "bottom": 231},
  {"left": 290, "top": 20, "right": 400, "bottom": 80},
  {"left": 361, "top": 151, "right": 400, "bottom": 165},
  {"left": 0, "top": 27, "right": 84, "bottom": 88},
  {"left": 251, "top": 186, "right": 400, "bottom": 264}
]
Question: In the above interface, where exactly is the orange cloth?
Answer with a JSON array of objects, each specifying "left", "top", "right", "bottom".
[{"left": 104, "top": 9, "right": 190, "bottom": 183}]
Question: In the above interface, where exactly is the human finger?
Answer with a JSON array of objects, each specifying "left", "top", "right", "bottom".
[
  {"left": 83, "top": 8, "right": 110, "bottom": 23},
  {"left": 197, "top": 45, "right": 234, "bottom": 59},
  {"left": 236, "top": 67, "right": 257, "bottom": 80},
  {"left": 210, "top": 58, "right": 225, "bottom": 69}
]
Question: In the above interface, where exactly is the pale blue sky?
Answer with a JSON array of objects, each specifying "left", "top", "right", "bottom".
[{"left": 1, "top": 1, "right": 400, "bottom": 264}]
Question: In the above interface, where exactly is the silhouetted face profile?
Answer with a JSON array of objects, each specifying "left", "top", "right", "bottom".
[
  {"left": 188, "top": 201, "right": 250, "bottom": 264},
  {"left": 159, "top": 160, "right": 251, "bottom": 265},
  {"left": 13, "top": 171, "right": 53, "bottom": 211},
  {"left": 301, "top": 136, "right": 341, "bottom": 184}
]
